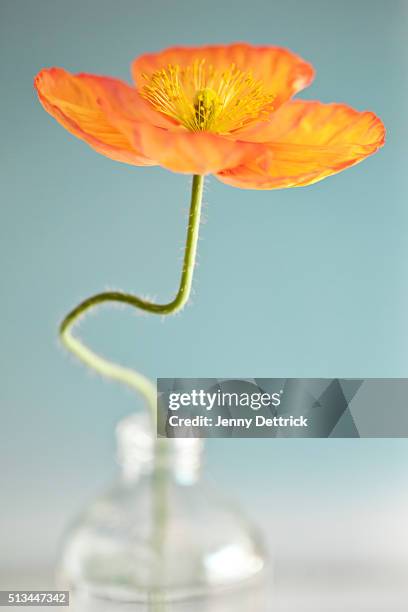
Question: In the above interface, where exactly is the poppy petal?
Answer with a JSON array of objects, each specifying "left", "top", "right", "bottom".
[
  {"left": 127, "top": 122, "right": 262, "bottom": 174},
  {"left": 34, "top": 68, "right": 154, "bottom": 165},
  {"left": 132, "top": 43, "right": 314, "bottom": 110},
  {"left": 216, "top": 100, "right": 385, "bottom": 189}
]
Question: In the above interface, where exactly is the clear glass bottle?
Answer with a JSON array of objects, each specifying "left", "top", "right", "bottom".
[{"left": 57, "top": 413, "right": 266, "bottom": 603}]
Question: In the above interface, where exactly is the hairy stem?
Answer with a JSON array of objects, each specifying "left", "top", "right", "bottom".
[
  {"left": 59, "top": 174, "right": 204, "bottom": 605},
  {"left": 59, "top": 174, "right": 204, "bottom": 418}
]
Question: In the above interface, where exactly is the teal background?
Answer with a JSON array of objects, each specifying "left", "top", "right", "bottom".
[{"left": 1, "top": 0, "right": 408, "bottom": 572}]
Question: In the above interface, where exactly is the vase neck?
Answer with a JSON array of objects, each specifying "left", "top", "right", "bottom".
[{"left": 116, "top": 413, "right": 203, "bottom": 484}]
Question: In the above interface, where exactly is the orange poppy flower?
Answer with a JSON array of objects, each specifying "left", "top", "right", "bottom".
[{"left": 35, "top": 43, "right": 385, "bottom": 189}]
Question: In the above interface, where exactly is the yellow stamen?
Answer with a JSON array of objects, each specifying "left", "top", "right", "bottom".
[{"left": 141, "top": 59, "right": 275, "bottom": 134}]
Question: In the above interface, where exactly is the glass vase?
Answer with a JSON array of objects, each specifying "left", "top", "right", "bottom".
[{"left": 57, "top": 413, "right": 266, "bottom": 603}]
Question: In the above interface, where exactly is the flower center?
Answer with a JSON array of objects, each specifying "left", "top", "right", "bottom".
[{"left": 141, "top": 59, "right": 275, "bottom": 134}]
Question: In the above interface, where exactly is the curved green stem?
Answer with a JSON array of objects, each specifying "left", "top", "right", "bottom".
[
  {"left": 59, "top": 175, "right": 204, "bottom": 610},
  {"left": 59, "top": 174, "right": 204, "bottom": 420}
]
